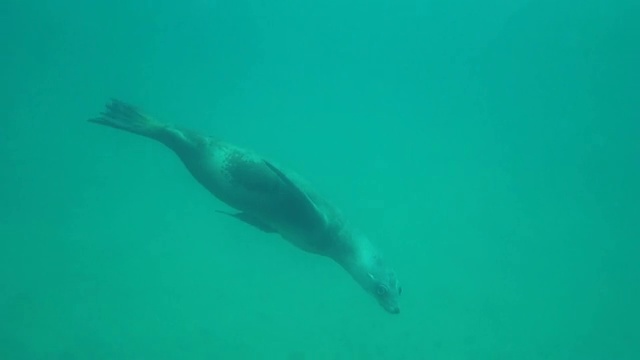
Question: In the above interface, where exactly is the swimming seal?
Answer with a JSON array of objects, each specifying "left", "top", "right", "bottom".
[{"left": 89, "top": 99, "right": 402, "bottom": 314}]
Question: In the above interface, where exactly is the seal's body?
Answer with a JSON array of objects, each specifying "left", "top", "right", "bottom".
[{"left": 90, "top": 99, "right": 402, "bottom": 314}]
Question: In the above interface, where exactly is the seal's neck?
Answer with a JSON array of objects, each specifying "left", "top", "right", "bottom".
[{"left": 331, "top": 229, "right": 384, "bottom": 288}]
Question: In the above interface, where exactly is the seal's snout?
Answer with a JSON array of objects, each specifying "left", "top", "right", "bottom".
[
  {"left": 386, "top": 305, "right": 400, "bottom": 314},
  {"left": 379, "top": 297, "right": 401, "bottom": 314}
]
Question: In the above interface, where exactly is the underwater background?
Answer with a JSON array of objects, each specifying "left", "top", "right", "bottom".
[{"left": 0, "top": 0, "right": 638, "bottom": 359}]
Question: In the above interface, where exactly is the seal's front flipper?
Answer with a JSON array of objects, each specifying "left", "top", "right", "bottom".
[
  {"left": 216, "top": 210, "right": 278, "bottom": 233},
  {"left": 263, "top": 160, "right": 326, "bottom": 229}
]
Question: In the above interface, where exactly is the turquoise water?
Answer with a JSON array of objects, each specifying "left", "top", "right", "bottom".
[{"left": 1, "top": 0, "right": 638, "bottom": 359}]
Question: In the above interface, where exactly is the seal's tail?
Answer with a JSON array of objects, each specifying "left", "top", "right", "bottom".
[{"left": 89, "top": 99, "right": 163, "bottom": 139}]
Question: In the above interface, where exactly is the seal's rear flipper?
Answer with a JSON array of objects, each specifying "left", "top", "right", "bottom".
[
  {"left": 88, "top": 99, "right": 162, "bottom": 138},
  {"left": 216, "top": 210, "right": 278, "bottom": 233},
  {"left": 89, "top": 99, "right": 205, "bottom": 158}
]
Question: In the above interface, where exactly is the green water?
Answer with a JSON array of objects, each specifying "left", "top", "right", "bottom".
[{"left": 1, "top": 0, "right": 638, "bottom": 359}]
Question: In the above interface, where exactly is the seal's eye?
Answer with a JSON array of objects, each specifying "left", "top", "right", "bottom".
[{"left": 375, "top": 284, "right": 388, "bottom": 296}]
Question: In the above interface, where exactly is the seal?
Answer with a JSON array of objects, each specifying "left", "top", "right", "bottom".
[{"left": 89, "top": 99, "right": 402, "bottom": 314}]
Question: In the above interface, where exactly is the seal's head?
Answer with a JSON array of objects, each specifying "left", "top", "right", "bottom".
[
  {"left": 338, "top": 241, "right": 402, "bottom": 314},
  {"left": 365, "top": 266, "right": 402, "bottom": 314},
  {"left": 327, "top": 227, "right": 402, "bottom": 314}
]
